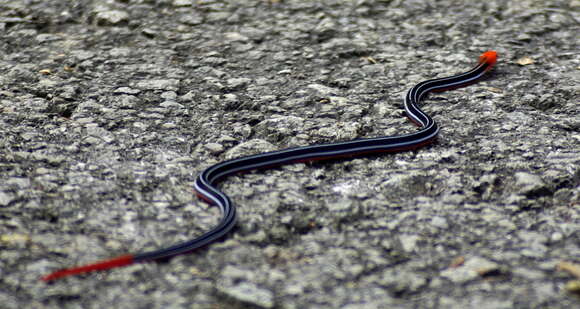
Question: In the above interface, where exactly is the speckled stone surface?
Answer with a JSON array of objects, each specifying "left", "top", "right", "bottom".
[{"left": 0, "top": 0, "right": 578, "bottom": 308}]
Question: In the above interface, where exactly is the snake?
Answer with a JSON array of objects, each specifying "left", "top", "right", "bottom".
[{"left": 42, "top": 50, "right": 498, "bottom": 281}]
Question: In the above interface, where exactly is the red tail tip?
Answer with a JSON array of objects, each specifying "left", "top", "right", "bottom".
[
  {"left": 41, "top": 254, "right": 134, "bottom": 282},
  {"left": 479, "top": 50, "right": 498, "bottom": 69}
]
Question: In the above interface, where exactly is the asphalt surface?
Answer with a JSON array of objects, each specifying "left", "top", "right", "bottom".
[{"left": 1, "top": 0, "right": 579, "bottom": 308}]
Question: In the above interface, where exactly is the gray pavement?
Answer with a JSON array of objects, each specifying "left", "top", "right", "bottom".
[{"left": 0, "top": 0, "right": 579, "bottom": 308}]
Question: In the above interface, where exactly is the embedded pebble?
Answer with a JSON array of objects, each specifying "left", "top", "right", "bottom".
[
  {"left": 514, "top": 172, "right": 549, "bottom": 196},
  {"left": 227, "top": 77, "right": 251, "bottom": 89},
  {"left": 430, "top": 216, "right": 449, "bottom": 229},
  {"left": 0, "top": 192, "right": 15, "bottom": 206},
  {"left": 399, "top": 234, "right": 420, "bottom": 253},
  {"left": 440, "top": 256, "right": 501, "bottom": 283},
  {"left": 204, "top": 142, "right": 224, "bottom": 154},
  {"left": 134, "top": 79, "right": 180, "bottom": 91},
  {"left": 95, "top": 10, "right": 129, "bottom": 26},
  {"left": 307, "top": 84, "right": 339, "bottom": 96},
  {"left": 219, "top": 282, "right": 274, "bottom": 308}
]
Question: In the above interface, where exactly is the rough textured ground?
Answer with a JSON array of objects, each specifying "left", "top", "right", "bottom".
[{"left": 1, "top": 0, "right": 579, "bottom": 308}]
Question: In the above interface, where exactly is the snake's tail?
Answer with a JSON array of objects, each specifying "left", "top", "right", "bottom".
[{"left": 41, "top": 254, "right": 134, "bottom": 281}]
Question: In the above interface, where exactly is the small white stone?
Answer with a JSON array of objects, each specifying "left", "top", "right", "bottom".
[
  {"left": 221, "top": 282, "right": 274, "bottom": 308},
  {"left": 399, "top": 234, "right": 420, "bottom": 252},
  {"left": 173, "top": 0, "right": 192, "bottom": 6},
  {"left": 204, "top": 142, "right": 224, "bottom": 154}
]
